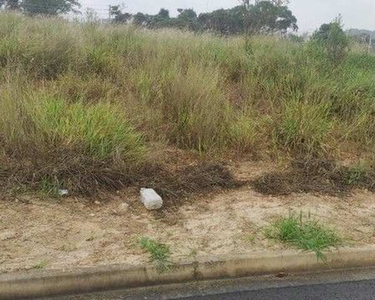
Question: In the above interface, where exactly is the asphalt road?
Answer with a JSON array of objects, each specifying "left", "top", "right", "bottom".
[
  {"left": 48, "top": 268, "right": 375, "bottom": 300},
  {"left": 183, "top": 280, "right": 375, "bottom": 299}
]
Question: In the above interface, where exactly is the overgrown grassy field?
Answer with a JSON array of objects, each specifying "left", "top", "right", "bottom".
[{"left": 1, "top": 13, "right": 375, "bottom": 195}]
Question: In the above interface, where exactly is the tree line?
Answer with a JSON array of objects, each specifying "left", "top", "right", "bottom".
[
  {"left": 111, "top": 1, "right": 298, "bottom": 35},
  {"left": 0, "top": 0, "right": 80, "bottom": 15},
  {"left": 0, "top": 0, "right": 297, "bottom": 35}
]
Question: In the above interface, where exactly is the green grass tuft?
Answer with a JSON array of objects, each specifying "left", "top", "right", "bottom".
[
  {"left": 32, "top": 260, "right": 48, "bottom": 270},
  {"left": 346, "top": 161, "right": 370, "bottom": 185},
  {"left": 277, "top": 101, "right": 332, "bottom": 155},
  {"left": 28, "top": 95, "right": 145, "bottom": 161},
  {"left": 265, "top": 212, "right": 342, "bottom": 261},
  {"left": 40, "top": 177, "right": 61, "bottom": 198},
  {"left": 139, "top": 237, "right": 171, "bottom": 271}
]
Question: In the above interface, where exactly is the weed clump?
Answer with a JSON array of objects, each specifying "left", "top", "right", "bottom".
[
  {"left": 265, "top": 212, "right": 342, "bottom": 260},
  {"left": 139, "top": 237, "right": 171, "bottom": 271},
  {"left": 276, "top": 101, "right": 331, "bottom": 155}
]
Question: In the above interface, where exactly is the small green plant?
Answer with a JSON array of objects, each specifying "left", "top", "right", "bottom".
[
  {"left": 265, "top": 212, "right": 342, "bottom": 261},
  {"left": 247, "top": 234, "right": 256, "bottom": 245},
  {"left": 86, "top": 235, "right": 95, "bottom": 242},
  {"left": 346, "top": 161, "right": 369, "bottom": 185},
  {"left": 185, "top": 248, "right": 198, "bottom": 259},
  {"left": 40, "top": 177, "right": 61, "bottom": 197},
  {"left": 139, "top": 237, "right": 171, "bottom": 271},
  {"left": 33, "top": 260, "right": 47, "bottom": 270}
]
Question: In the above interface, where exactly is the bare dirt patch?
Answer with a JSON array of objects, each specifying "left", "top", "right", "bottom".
[{"left": 1, "top": 161, "right": 375, "bottom": 274}]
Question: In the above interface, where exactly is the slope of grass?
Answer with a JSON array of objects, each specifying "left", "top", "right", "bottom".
[{"left": 1, "top": 12, "right": 375, "bottom": 194}]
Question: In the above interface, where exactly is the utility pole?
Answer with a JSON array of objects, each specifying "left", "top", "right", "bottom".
[
  {"left": 369, "top": 34, "right": 373, "bottom": 53},
  {"left": 108, "top": 5, "right": 112, "bottom": 22},
  {"left": 241, "top": 0, "right": 252, "bottom": 54}
]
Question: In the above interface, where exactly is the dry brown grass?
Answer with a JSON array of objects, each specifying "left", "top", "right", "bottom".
[
  {"left": 1, "top": 13, "right": 375, "bottom": 197},
  {"left": 251, "top": 158, "right": 375, "bottom": 196}
]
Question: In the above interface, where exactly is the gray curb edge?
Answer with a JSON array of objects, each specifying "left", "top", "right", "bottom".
[{"left": 1, "top": 246, "right": 375, "bottom": 299}]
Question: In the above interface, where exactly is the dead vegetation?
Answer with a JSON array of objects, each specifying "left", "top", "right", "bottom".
[
  {"left": 1, "top": 15, "right": 375, "bottom": 200},
  {"left": 138, "top": 162, "right": 244, "bottom": 206},
  {"left": 251, "top": 158, "right": 375, "bottom": 196},
  {"left": 0, "top": 153, "right": 243, "bottom": 207}
]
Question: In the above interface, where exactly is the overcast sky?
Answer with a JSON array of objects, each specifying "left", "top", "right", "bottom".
[{"left": 80, "top": 0, "right": 375, "bottom": 33}]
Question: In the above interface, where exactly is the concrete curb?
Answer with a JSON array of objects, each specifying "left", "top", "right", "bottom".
[{"left": 1, "top": 246, "right": 375, "bottom": 299}]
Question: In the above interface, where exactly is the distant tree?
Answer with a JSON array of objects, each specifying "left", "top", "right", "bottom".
[
  {"left": 148, "top": 8, "right": 171, "bottom": 28},
  {"left": 110, "top": 5, "right": 131, "bottom": 23},
  {"left": 133, "top": 12, "right": 150, "bottom": 26},
  {"left": 176, "top": 8, "right": 198, "bottom": 30},
  {"left": 198, "top": 9, "right": 240, "bottom": 34},
  {"left": 128, "top": 1, "right": 297, "bottom": 35},
  {"left": 242, "top": 0, "right": 290, "bottom": 5},
  {"left": 21, "top": 0, "right": 81, "bottom": 15},
  {"left": 0, "top": 0, "right": 20, "bottom": 10},
  {"left": 312, "top": 21, "right": 346, "bottom": 43},
  {"left": 268, "top": 0, "right": 289, "bottom": 5},
  {"left": 158, "top": 8, "right": 169, "bottom": 19},
  {"left": 247, "top": 1, "right": 297, "bottom": 34},
  {"left": 177, "top": 8, "right": 197, "bottom": 21},
  {"left": 198, "top": 2, "right": 297, "bottom": 35},
  {"left": 311, "top": 18, "right": 349, "bottom": 64}
]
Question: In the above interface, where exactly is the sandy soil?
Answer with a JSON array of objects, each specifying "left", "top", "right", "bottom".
[{"left": 1, "top": 162, "right": 375, "bottom": 273}]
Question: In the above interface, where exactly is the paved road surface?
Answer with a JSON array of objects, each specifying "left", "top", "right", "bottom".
[
  {"left": 183, "top": 279, "right": 375, "bottom": 299},
  {"left": 48, "top": 268, "right": 375, "bottom": 300}
]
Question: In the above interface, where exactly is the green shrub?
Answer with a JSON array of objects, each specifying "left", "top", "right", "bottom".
[{"left": 310, "top": 19, "right": 349, "bottom": 65}]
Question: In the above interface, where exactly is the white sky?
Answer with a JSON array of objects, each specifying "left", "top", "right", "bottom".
[{"left": 80, "top": 0, "right": 375, "bottom": 33}]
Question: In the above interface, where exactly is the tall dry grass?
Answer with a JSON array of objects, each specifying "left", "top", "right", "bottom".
[{"left": 1, "top": 13, "right": 375, "bottom": 194}]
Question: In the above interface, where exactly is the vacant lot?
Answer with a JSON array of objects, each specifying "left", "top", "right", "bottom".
[
  {"left": 1, "top": 13, "right": 375, "bottom": 195},
  {"left": 1, "top": 14, "right": 375, "bottom": 272}
]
